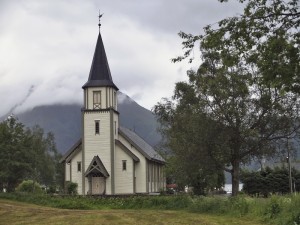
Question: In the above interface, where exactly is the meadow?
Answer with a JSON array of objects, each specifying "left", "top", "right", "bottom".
[{"left": 0, "top": 193, "right": 299, "bottom": 225}]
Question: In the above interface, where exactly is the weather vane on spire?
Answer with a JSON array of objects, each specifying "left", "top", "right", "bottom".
[{"left": 98, "top": 10, "right": 104, "bottom": 31}]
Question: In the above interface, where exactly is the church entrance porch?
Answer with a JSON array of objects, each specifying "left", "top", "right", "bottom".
[{"left": 85, "top": 155, "right": 110, "bottom": 195}]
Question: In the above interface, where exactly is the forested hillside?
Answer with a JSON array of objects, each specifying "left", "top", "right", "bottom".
[{"left": 1, "top": 92, "right": 161, "bottom": 153}]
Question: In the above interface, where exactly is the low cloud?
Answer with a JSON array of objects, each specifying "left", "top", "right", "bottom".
[{"left": 0, "top": 0, "right": 243, "bottom": 117}]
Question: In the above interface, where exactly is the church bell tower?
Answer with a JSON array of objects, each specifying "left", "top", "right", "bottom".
[{"left": 81, "top": 15, "right": 119, "bottom": 195}]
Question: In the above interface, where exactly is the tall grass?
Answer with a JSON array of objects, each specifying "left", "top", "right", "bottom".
[{"left": 1, "top": 192, "right": 299, "bottom": 225}]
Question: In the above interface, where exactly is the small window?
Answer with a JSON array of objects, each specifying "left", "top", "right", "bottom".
[
  {"left": 77, "top": 162, "right": 81, "bottom": 172},
  {"left": 93, "top": 91, "right": 101, "bottom": 109},
  {"left": 122, "top": 160, "right": 127, "bottom": 171},
  {"left": 114, "top": 121, "right": 117, "bottom": 135},
  {"left": 95, "top": 120, "right": 100, "bottom": 134},
  {"left": 113, "top": 91, "right": 117, "bottom": 108}
]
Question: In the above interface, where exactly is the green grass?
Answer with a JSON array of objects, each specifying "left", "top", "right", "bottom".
[
  {"left": 0, "top": 199, "right": 264, "bottom": 225},
  {"left": 1, "top": 193, "right": 300, "bottom": 224}
]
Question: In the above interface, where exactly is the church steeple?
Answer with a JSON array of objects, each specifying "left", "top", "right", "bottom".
[{"left": 82, "top": 15, "right": 118, "bottom": 90}]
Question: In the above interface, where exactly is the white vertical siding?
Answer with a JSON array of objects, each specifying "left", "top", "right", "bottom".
[
  {"left": 114, "top": 145, "right": 134, "bottom": 194},
  {"left": 147, "top": 161, "right": 165, "bottom": 192},
  {"left": 134, "top": 156, "right": 147, "bottom": 193},
  {"left": 69, "top": 150, "right": 83, "bottom": 194},
  {"left": 83, "top": 111, "right": 112, "bottom": 194},
  {"left": 82, "top": 85, "right": 119, "bottom": 195},
  {"left": 65, "top": 163, "right": 70, "bottom": 181},
  {"left": 118, "top": 135, "right": 147, "bottom": 193}
]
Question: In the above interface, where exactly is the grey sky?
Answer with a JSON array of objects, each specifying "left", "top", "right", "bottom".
[{"left": 0, "top": 0, "right": 243, "bottom": 117}]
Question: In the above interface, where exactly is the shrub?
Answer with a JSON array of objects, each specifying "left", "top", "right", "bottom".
[
  {"left": 65, "top": 181, "right": 78, "bottom": 195},
  {"left": 241, "top": 167, "right": 300, "bottom": 196},
  {"left": 291, "top": 212, "right": 300, "bottom": 225},
  {"left": 189, "top": 196, "right": 228, "bottom": 214},
  {"left": 47, "top": 185, "right": 57, "bottom": 194},
  {"left": 229, "top": 196, "right": 250, "bottom": 216},
  {"left": 264, "top": 196, "right": 282, "bottom": 219},
  {"left": 16, "top": 180, "right": 43, "bottom": 194}
]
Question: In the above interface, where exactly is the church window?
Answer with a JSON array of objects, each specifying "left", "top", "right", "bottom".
[
  {"left": 77, "top": 162, "right": 81, "bottom": 172},
  {"left": 93, "top": 91, "right": 101, "bottom": 109},
  {"left": 113, "top": 91, "right": 117, "bottom": 109},
  {"left": 95, "top": 120, "right": 100, "bottom": 134},
  {"left": 122, "top": 160, "right": 127, "bottom": 171},
  {"left": 114, "top": 121, "right": 117, "bottom": 135}
]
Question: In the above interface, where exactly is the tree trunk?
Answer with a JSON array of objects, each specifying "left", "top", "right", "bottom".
[{"left": 231, "top": 159, "right": 240, "bottom": 196}]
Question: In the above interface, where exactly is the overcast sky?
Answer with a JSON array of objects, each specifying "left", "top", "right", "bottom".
[{"left": 0, "top": 0, "right": 243, "bottom": 117}]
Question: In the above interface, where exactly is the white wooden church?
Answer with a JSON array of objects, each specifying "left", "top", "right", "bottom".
[{"left": 60, "top": 20, "right": 165, "bottom": 195}]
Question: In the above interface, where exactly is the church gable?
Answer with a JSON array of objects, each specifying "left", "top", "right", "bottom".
[
  {"left": 60, "top": 138, "right": 82, "bottom": 163},
  {"left": 115, "top": 139, "right": 140, "bottom": 162},
  {"left": 85, "top": 155, "right": 109, "bottom": 178},
  {"left": 118, "top": 127, "right": 165, "bottom": 164}
]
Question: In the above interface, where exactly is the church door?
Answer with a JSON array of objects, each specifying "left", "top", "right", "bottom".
[{"left": 92, "top": 177, "right": 105, "bottom": 195}]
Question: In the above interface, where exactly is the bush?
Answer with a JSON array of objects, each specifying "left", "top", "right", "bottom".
[
  {"left": 241, "top": 167, "right": 300, "bottom": 196},
  {"left": 65, "top": 181, "right": 78, "bottom": 195},
  {"left": 264, "top": 196, "right": 282, "bottom": 219},
  {"left": 229, "top": 196, "right": 250, "bottom": 216},
  {"left": 16, "top": 180, "right": 43, "bottom": 194},
  {"left": 47, "top": 185, "right": 57, "bottom": 194}
]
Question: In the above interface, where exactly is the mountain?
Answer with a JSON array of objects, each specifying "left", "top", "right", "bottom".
[{"left": 7, "top": 92, "right": 161, "bottom": 154}]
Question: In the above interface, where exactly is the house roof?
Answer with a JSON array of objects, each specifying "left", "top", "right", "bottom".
[
  {"left": 119, "top": 127, "right": 165, "bottom": 164},
  {"left": 82, "top": 31, "right": 118, "bottom": 90},
  {"left": 59, "top": 138, "right": 82, "bottom": 163}
]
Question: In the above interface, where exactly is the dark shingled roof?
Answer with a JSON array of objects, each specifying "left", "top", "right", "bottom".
[
  {"left": 82, "top": 31, "right": 118, "bottom": 90},
  {"left": 119, "top": 126, "right": 165, "bottom": 164}
]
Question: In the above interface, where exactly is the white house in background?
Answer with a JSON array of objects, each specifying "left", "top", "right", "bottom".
[{"left": 60, "top": 20, "right": 166, "bottom": 195}]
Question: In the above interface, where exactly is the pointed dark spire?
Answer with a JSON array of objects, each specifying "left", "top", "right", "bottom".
[{"left": 82, "top": 14, "right": 118, "bottom": 90}]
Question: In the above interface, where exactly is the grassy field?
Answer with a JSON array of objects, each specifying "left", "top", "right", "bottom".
[{"left": 0, "top": 199, "right": 264, "bottom": 225}]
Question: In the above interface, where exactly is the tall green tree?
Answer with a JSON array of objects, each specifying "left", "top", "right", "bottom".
[
  {"left": 26, "top": 126, "right": 60, "bottom": 189},
  {"left": 158, "top": 0, "right": 300, "bottom": 196},
  {"left": 155, "top": 52, "right": 300, "bottom": 196},
  {"left": 0, "top": 117, "right": 31, "bottom": 192},
  {"left": 0, "top": 116, "right": 62, "bottom": 192},
  {"left": 175, "top": 0, "right": 299, "bottom": 93},
  {"left": 156, "top": 99, "right": 225, "bottom": 194}
]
